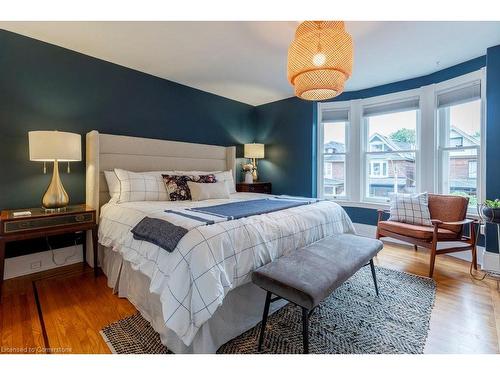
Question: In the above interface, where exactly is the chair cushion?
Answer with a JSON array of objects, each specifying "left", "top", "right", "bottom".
[
  {"left": 378, "top": 220, "right": 458, "bottom": 241},
  {"left": 428, "top": 194, "right": 468, "bottom": 234},
  {"left": 251, "top": 234, "right": 383, "bottom": 310}
]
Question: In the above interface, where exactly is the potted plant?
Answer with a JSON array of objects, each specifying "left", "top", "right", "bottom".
[{"left": 481, "top": 199, "right": 500, "bottom": 224}]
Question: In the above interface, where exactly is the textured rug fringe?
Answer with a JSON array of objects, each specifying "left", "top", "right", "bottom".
[{"left": 100, "top": 330, "right": 118, "bottom": 354}]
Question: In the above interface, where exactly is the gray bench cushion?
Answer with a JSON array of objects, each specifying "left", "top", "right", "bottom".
[{"left": 251, "top": 234, "right": 383, "bottom": 310}]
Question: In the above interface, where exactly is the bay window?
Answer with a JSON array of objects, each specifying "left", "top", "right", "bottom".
[{"left": 316, "top": 69, "right": 485, "bottom": 212}]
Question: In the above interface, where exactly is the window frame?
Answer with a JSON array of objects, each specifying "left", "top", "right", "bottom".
[
  {"left": 435, "top": 70, "right": 485, "bottom": 212},
  {"left": 317, "top": 102, "right": 351, "bottom": 201},
  {"left": 360, "top": 90, "right": 421, "bottom": 203}
]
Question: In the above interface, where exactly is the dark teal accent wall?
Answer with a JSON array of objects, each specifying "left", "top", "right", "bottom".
[
  {"left": 255, "top": 53, "right": 500, "bottom": 253},
  {"left": 0, "top": 29, "right": 255, "bottom": 210},
  {"left": 485, "top": 45, "right": 500, "bottom": 252},
  {"left": 254, "top": 98, "right": 316, "bottom": 196}
]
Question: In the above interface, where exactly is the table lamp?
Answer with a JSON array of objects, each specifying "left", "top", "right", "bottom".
[
  {"left": 244, "top": 143, "right": 265, "bottom": 181},
  {"left": 28, "top": 131, "right": 82, "bottom": 210}
]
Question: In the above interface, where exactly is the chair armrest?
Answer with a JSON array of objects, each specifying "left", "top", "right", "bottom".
[
  {"left": 430, "top": 219, "right": 443, "bottom": 226},
  {"left": 431, "top": 218, "right": 475, "bottom": 227},
  {"left": 376, "top": 209, "right": 390, "bottom": 224}
]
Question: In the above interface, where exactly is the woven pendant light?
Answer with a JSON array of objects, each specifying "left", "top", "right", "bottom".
[{"left": 287, "top": 21, "right": 353, "bottom": 101}]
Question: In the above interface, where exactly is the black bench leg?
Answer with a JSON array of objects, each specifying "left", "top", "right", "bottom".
[
  {"left": 258, "top": 291, "right": 272, "bottom": 352},
  {"left": 302, "top": 307, "right": 309, "bottom": 354},
  {"left": 369, "top": 259, "right": 379, "bottom": 296}
]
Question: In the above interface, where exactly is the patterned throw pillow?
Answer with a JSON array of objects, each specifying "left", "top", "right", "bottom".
[
  {"left": 174, "top": 170, "right": 236, "bottom": 194},
  {"left": 162, "top": 174, "right": 216, "bottom": 201},
  {"left": 388, "top": 193, "right": 432, "bottom": 226},
  {"left": 114, "top": 169, "right": 170, "bottom": 203}
]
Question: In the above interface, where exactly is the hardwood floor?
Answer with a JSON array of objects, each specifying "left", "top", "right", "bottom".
[
  {"left": 375, "top": 244, "right": 500, "bottom": 354},
  {"left": 0, "top": 243, "right": 498, "bottom": 354},
  {"left": 0, "top": 264, "right": 135, "bottom": 354}
]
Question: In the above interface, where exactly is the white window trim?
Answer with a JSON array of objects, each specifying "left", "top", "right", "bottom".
[
  {"left": 435, "top": 69, "right": 485, "bottom": 212},
  {"left": 316, "top": 69, "right": 486, "bottom": 214},
  {"left": 317, "top": 101, "right": 351, "bottom": 201},
  {"left": 361, "top": 89, "right": 421, "bottom": 203}
]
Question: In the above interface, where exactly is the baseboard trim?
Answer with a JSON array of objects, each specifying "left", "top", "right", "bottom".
[
  {"left": 4, "top": 245, "right": 83, "bottom": 280},
  {"left": 353, "top": 223, "right": 486, "bottom": 266}
]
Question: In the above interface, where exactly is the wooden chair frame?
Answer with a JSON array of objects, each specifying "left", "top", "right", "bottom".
[{"left": 376, "top": 210, "right": 478, "bottom": 278}]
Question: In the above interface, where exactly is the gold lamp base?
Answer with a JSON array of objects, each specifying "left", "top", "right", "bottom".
[
  {"left": 42, "top": 160, "right": 69, "bottom": 210},
  {"left": 252, "top": 158, "right": 258, "bottom": 181}
]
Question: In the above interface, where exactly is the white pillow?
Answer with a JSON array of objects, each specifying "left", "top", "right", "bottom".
[
  {"left": 388, "top": 192, "right": 432, "bottom": 226},
  {"left": 174, "top": 170, "right": 221, "bottom": 175},
  {"left": 187, "top": 181, "right": 230, "bottom": 201},
  {"left": 114, "top": 169, "right": 170, "bottom": 203},
  {"left": 174, "top": 170, "right": 236, "bottom": 194},
  {"left": 214, "top": 170, "right": 236, "bottom": 194},
  {"left": 104, "top": 170, "right": 120, "bottom": 202}
]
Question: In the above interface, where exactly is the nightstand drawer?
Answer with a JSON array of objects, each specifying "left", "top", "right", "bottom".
[
  {"left": 236, "top": 182, "right": 272, "bottom": 194},
  {"left": 3, "top": 212, "right": 94, "bottom": 234}
]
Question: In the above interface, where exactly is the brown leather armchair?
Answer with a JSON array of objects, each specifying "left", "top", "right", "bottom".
[{"left": 376, "top": 194, "right": 477, "bottom": 278}]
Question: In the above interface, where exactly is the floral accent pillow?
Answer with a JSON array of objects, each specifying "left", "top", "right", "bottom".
[{"left": 162, "top": 174, "right": 216, "bottom": 201}]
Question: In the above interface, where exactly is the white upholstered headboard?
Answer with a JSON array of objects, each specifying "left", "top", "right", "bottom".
[{"left": 85, "top": 130, "right": 237, "bottom": 220}]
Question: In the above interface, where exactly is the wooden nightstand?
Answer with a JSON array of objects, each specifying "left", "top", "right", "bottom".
[
  {"left": 0, "top": 205, "right": 98, "bottom": 302},
  {"left": 236, "top": 182, "right": 272, "bottom": 194}
]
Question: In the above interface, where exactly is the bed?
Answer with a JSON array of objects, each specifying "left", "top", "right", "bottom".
[{"left": 85, "top": 130, "right": 355, "bottom": 353}]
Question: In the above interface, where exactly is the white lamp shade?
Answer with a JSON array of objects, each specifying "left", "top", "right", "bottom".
[
  {"left": 244, "top": 143, "right": 265, "bottom": 159},
  {"left": 29, "top": 131, "right": 82, "bottom": 162}
]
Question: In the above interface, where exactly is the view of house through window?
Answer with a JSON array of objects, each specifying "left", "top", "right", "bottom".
[
  {"left": 321, "top": 117, "right": 347, "bottom": 199},
  {"left": 438, "top": 97, "right": 481, "bottom": 207},
  {"left": 364, "top": 108, "right": 418, "bottom": 200}
]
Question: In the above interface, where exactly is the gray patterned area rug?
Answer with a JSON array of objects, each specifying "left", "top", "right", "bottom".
[{"left": 101, "top": 266, "right": 436, "bottom": 354}]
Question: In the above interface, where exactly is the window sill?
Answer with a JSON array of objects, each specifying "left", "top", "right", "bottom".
[
  {"left": 326, "top": 199, "right": 389, "bottom": 210},
  {"left": 327, "top": 199, "right": 481, "bottom": 220}
]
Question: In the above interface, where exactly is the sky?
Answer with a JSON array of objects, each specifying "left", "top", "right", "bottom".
[{"left": 449, "top": 99, "right": 481, "bottom": 136}]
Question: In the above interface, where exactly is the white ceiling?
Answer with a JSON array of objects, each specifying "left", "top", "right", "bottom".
[{"left": 1, "top": 21, "right": 499, "bottom": 106}]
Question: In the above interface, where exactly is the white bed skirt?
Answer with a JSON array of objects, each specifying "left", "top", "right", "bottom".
[{"left": 101, "top": 245, "right": 287, "bottom": 353}]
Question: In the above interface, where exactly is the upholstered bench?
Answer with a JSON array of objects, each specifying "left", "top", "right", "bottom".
[{"left": 251, "top": 233, "right": 383, "bottom": 353}]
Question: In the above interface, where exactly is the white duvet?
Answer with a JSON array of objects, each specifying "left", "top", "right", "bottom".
[{"left": 98, "top": 193, "right": 355, "bottom": 346}]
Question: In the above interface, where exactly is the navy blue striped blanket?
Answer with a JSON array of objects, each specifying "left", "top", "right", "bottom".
[{"left": 189, "top": 196, "right": 319, "bottom": 220}]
